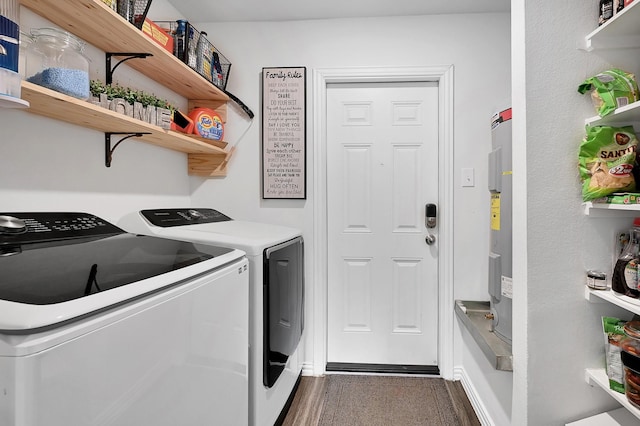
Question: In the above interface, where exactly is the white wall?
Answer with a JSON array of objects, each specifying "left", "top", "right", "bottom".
[
  {"left": 458, "top": 327, "right": 513, "bottom": 425},
  {"left": 512, "top": 0, "right": 640, "bottom": 424},
  {"left": 188, "top": 11, "right": 512, "bottom": 422}
]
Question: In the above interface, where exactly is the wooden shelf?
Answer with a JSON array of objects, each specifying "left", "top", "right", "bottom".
[
  {"left": 22, "top": 81, "right": 222, "bottom": 154},
  {"left": 21, "top": 81, "right": 232, "bottom": 176},
  {"left": 18, "top": 0, "right": 234, "bottom": 176},
  {"left": 584, "top": 1, "right": 640, "bottom": 51},
  {"left": 19, "top": 0, "right": 229, "bottom": 102}
]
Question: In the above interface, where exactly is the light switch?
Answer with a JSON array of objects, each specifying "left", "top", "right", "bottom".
[{"left": 461, "top": 168, "right": 475, "bottom": 187}]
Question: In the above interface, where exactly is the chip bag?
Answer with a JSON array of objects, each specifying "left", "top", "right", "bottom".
[
  {"left": 603, "top": 316, "right": 627, "bottom": 394},
  {"left": 579, "top": 125, "right": 638, "bottom": 201},
  {"left": 578, "top": 69, "right": 639, "bottom": 117}
]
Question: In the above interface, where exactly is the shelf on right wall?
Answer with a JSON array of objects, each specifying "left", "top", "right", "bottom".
[
  {"left": 583, "top": 202, "right": 640, "bottom": 216},
  {"left": 584, "top": 1, "right": 640, "bottom": 51},
  {"left": 580, "top": 1, "right": 640, "bottom": 423}
]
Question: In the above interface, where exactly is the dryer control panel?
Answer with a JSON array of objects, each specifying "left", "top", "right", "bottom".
[{"left": 141, "top": 208, "right": 232, "bottom": 227}]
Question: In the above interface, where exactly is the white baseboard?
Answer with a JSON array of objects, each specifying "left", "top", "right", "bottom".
[
  {"left": 301, "top": 361, "right": 316, "bottom": 376},
  {"left": 453, "top": 366, "right": 495, "bottom": 426}
]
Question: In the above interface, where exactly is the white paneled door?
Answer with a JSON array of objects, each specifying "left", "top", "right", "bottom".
[{"left": 326, "top": 82, "right": 439, "bottom": 366}]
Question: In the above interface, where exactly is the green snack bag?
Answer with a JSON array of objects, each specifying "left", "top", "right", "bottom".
[
  {"left": 603, "top": 316, "right": 627, "bottom": 394},
  {"left": 578, "top": 69, "right": 639, "bottom": 117},
  {"left": 578, "top": 125, "right": 638, "bottom": 201}
]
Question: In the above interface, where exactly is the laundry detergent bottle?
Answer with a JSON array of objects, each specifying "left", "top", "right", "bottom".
[
  {"left": 612, "top": 217, "right": 640, "bottom": 298},
  {"left": 188, "top": 107, "right": 224, "bottom": 140}
]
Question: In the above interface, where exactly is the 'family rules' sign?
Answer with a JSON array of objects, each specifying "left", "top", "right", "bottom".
[{"left": 262, "top": 66, "right": 307, "bottom": 199}]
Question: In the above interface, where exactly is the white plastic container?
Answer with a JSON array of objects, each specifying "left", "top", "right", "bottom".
[
  {"left": 0, "top": 0, "right": 20, "bottom": 98},
  {"left": 0, "top": 67, "right": 19, "bottom": 97}
]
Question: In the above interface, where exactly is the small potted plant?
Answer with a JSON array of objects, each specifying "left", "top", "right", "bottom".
[{"left": 89, "top": 80, "right": 176, "bottom": 129}]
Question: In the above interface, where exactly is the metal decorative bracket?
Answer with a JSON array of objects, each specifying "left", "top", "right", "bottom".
[
  {"left": 105, "top": 132, "right": 150, "bottom": 167},
  {"left": 106, "top": 52, "right": 153, "bottom": 85}
]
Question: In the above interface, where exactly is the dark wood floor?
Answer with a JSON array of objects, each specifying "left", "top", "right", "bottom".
[
  {"left": 282, "top": 375, "right": 480, "bottom": 426},
  {"left": 444, "top": 379, "right": 482, "bottom": 426},
  {"left": 282, "top": 376, "right": 328, "bottom": 426}
]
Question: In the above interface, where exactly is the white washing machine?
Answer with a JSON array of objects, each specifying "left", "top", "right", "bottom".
[
  {"left": 0, "top": 212, "right": 249, "bottom": 426},
  {"left": 119, "top": 208, "right": 304, "bottom": 426}
]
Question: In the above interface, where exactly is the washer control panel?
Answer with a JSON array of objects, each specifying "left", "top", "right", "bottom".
[
  {"left": 141, "top": 208, "right": 232, "bottom": 227},
  {"left": 0, "top": 212, "right": 123, "bottom": 245}
]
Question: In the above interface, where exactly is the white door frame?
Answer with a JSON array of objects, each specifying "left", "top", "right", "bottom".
[{"left": 311, "top": 66, "right": 455, "bottom": 379}]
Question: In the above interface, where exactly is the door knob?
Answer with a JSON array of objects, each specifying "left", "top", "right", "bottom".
[{"left": 425, "top": 234, "right": 436, "bottom": 245}]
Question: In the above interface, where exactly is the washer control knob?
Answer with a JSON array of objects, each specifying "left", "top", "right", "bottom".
[{"left": 0, "top": 216, "right": 27, "bottom": 235}]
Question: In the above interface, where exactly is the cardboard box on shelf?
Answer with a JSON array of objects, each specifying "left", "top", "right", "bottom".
[{"left": 142, "top": 19, "right": 173, "bottom": 54}]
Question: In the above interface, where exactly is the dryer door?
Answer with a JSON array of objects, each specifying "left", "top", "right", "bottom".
[{"left": 263, "top": 236, "right": 304, "bottom": 388}]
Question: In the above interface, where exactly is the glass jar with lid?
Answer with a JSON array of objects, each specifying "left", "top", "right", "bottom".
[
  {"left": 25, "top": 27, "right": 90, "bottom": 100},
  {"left": 18, "top": 31, "right": 33, "bottom": 79}
]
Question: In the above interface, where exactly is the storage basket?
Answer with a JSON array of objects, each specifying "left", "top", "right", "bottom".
[
  {"left": 117, "top": 0, "right": 152, "bottom": 30},
  {"left": 155, "top": 20, "right": 231, "bottom": 90}
]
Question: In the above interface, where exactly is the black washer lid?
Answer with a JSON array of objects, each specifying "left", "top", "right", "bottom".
[{"left": 0, "top": 212, "right": 234, "bottom": 305}]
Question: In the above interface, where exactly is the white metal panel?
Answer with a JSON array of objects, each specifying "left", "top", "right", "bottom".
[
  {"left": 0, "top": 249, "right": 245, "bottom": 335},
  {"left": 118, "top": 214, "right": 301, "bottom": 256},
  {"left": 0, "top": 258, "right": 249, "bottom": 426}
]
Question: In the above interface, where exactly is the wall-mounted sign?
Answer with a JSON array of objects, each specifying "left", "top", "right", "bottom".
[{"left": 262, "top": 66, "right": 306, "bottom": 199}]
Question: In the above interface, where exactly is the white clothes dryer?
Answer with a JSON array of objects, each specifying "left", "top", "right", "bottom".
[{"left": 120, "top": 208, "right": 304, "bottom": 426}]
